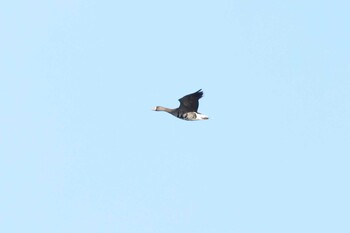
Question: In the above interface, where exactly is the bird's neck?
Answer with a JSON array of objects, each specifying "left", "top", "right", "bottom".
[{"left": 157, "top": 106, "right": 175, "bottom": 113}]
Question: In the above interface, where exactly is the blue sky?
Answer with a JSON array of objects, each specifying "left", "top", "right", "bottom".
[{"left": 1, "top": 0, "right": 349, "bottom": 232}]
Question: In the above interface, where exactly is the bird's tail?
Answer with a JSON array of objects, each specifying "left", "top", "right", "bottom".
[{"left": 196, "top": 113, "right": 209, "bottom": 120}]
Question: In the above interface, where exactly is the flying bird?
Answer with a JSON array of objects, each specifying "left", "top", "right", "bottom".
[{"left": 153, "top": 89, "right": 209, "bottom": 121}]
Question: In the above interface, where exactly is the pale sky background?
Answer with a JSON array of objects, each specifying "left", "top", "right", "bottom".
[{"left": 1, "top": 1, "right": 349, "bottom": 232}]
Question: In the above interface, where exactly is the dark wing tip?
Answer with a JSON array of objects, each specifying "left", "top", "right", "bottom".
[
  {"left": 178, "top": 89, "right": 203, "bottom": 100},
  {"left": 196, "top": 89, "right": 203, "bottom": 99}
]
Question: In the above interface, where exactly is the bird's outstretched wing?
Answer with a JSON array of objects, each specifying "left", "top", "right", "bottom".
[{"left": 178, "top": 89, "right": 203, "bottom": 112}]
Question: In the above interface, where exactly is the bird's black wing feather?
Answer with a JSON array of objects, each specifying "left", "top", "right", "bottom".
[{"left": 178, "top": 89, "right": 203, "bottom": 112}]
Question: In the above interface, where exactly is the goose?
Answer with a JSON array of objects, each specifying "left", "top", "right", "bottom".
[{"left": 153, "top": 89, "right": 209, "bottom": 121}]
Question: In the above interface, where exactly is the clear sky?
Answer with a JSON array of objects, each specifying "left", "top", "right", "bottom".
[{"left": 1, "top": 1, "right": 349, "bottom": 232}]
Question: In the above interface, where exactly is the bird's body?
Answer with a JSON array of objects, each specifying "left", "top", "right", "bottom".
[{"left": 153, "top": 89, "right": 209, "bottom": 121}]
